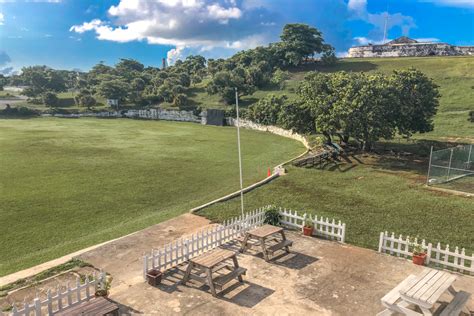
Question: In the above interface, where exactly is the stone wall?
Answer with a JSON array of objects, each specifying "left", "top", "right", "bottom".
[
  {"left": 227, "top": 118, "right": 310, "bottom": 149},
  {"left": 348, "top": 43, "right": 474, "bottom": 58},
  {"left": 125, "top": 108, "right": 200, "bottom": 122},
  {"left": 44, "top": 108, "right": 200, "bottom": 123}
]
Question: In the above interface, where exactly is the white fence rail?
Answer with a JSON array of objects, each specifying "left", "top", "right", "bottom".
[
  {"left": 378, "top": 232, "right": 474, "bottom": 275},
  {"left": 143, "top": 206, "right": 346, "bottom": 279},
  {"left": 279, "top": 208, "right": 346, "bottom": 242},
  {"left": 10, "top": 272, "right": 106, "bottom": 316},
  {"left": 143, "top": 207, "right": 267, "bottom": 279}
]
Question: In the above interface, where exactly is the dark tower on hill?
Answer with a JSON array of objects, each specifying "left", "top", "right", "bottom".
[{"left": 162, "top": 58, "right": 167, "bottom": 69}]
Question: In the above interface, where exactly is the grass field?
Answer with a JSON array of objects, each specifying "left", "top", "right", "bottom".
[
  {"left": 199, "top": 160, "right": 474, "bottom": 253},
  {"left": 0, "top": 118, "right": 304, "bottom": 276}
]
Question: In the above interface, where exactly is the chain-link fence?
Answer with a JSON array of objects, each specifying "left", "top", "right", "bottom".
[{"left": 427, "top": 144, "right": 474, "bottom": 193}]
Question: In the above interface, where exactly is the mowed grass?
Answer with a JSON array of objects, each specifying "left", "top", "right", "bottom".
[
  {"left": 199, "top": 163, "right": 474, "bottom": 253},
  {"left": 0, "top": 118, "right": 304, "bottom": 276}
]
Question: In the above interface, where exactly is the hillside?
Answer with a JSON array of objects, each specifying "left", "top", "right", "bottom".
[{"left": 186, "top": 56, "right": 473, "bottom": 141}]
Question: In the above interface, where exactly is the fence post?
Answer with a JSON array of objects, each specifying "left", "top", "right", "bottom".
[
  {"left": 34, "top": 297, "right": 41, "bottom": 316},
  {"left": 446, "top": 148, "right": 454, "bottom": 181},
  {"left": 143, "top": 255, "right": 148, "bottom": 281},
  {"left": 47, "top": 289, "right": 53, "bottom": 314},
  {"left": 426, "top": 243, "right": 432, "bottom": 265},
  {"left": 341, "top": 223, "right": 346, "bottom": 243},
  {"left": 426, "top": 146, "right": 433, "bottom": 185},
  {"left": 378, "top": 232, "right": 384, "bottom": 252}
]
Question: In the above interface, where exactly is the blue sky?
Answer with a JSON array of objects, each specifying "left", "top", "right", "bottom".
[{"left": 0, "top": 0, "right": 473, "bottom": 74}]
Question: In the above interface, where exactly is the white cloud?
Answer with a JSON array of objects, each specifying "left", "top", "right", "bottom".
[
  {"left": 348, "top": 0, "right": 416, "bottom": 42},
  {"left": 71, "top": 0, "right": 275, "bottom": 64},
  {"left": 69, "top": 19, "right": 103, "bottom": 33},
  {"left": 0, "top": 12, "right": 4, "bottom": 25},
  {"left": 348, "top": 0, "right": 367, "bottom": 15},
  {"left": 420, "top": 0, "right": 474, "bottom": 8}
]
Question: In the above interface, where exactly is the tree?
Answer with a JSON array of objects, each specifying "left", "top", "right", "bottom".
[
  {"left": 96, "top": 75, "right": 129, "bottom": 101},
  {"left": 0, "top": 74, "right": 7, "bottom": 90},
  {"left": 21, "top": 66, "right": 66, "bottom": 97},
  {"left": 246, "top": 94, "right": 287, "bottom": 125},
  {"left": 115, "top": 59, "right": 144, "bottom": 81},
  {"left": 389, "top": 68, "right": 440, "bottom": 137},
  {"left": 280, "top": 23, "right": 325, "bottom": 66},
  {"left": 173, "top": 93, "right": 189, "bottom": 109},
  {"left": 130, "top": 77, "right": 146, "bottom": 103},
  {"left": 271, "top": 69, "right": 290, "bottom": 89},
  {"left": 74, "top": 89, "right": 96, "bottom": 109},
  {"left": 206, "top": 69, "right": 255, "bottom": 104},
  {"left": 320, "top": 45, "right": 337, "bottom": 65},
  {"left": 42, "top": 91, "right": 59, "bottom": 108}
]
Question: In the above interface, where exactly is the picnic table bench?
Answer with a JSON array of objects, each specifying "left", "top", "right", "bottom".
[
  {"left": 239, "top": 224, "right": 292, "bottom": 261},
  {"left": 182, "top": 248, "right": 246, "bottom": 297},
  {"left": 54, "top": 297, "right": 119, "bottom": 316},
  {"left": 377, "top": 268, "right": 471, "bottom": 316}
]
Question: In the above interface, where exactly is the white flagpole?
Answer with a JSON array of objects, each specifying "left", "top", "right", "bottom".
[{"left": 235, "top": 87, "right": 245, "bottom": 217}]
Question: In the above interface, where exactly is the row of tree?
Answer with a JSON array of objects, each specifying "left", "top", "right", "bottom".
[
  {"left": 246, "top": 69, "right": 440, "bottom": 150},
  {"left": 4, "top": 23, "right": 335, "bottom": 109}
]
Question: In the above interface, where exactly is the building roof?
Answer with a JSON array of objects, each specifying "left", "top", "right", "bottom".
[{"left": 386, "top": 36, "right": 418, "bottom": 45}]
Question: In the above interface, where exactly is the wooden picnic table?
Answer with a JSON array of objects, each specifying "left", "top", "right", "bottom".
[
  {"left": 54, "top": 297, "right": 119, "bottom": 316},
  {"left": 182, "top": 248, "right": 246, "bottom": 297},
  {"left": 239, "top": 224, "right": 292, "bottom": 261},
  {"left": 378, "top": 268, "right": 471, "bottom": 316}
]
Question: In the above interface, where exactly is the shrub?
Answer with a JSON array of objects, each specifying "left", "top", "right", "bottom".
[
  {"left": 173, "top": 93, "right": 189, "bottom": 109},
  {"left": 264, "top": 206, "right": 281, "bottom": 226}
]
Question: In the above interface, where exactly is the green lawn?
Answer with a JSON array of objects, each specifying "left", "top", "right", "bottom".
[
  {"left": 0, "top": 118, "right": 304, "bottom": 276},
  {"left": 198, "top": 162, "right": 474, "bottom": 254}
]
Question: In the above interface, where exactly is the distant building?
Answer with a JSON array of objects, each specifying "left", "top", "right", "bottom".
[{"left": 348, "top": 36, "right": 474, "bottom": 58}]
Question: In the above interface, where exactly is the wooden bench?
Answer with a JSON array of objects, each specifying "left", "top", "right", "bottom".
[
  {"left": 54, "top": 297, "right": 119, "bottom": 316},
  {"left": 440, "top": 291, "right": 471, "bottom": 316},
  {"left": 182, "top": 248, "right": 246, "bottom": 296},
  {"left": 240, "top": 225, "right": 292, "bottom": 261},
  {"left": 376, "top": 275, "right": 417, "bottom": 316},
  {"left": 213, "top": 267, "right": 247, "bottom": 290},
  {"left": 266, "top": 240, "right": 293, "bottom": 255}
]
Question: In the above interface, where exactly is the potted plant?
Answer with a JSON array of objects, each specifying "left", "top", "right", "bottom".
[
  {"left": 95, "top": 274, "right": 113, "bottom": 297},
  {"left": 411, "top": 243, "right": 427, "bottom": 266},
  {"left": 303, "top": 220, "right": 314, "bottom": 236},
  {"left": 146, "top": 269, "right": 163, "bottom": 286},
  {"left": 264, "top": 206, "right": 281, "bottom": 226}
]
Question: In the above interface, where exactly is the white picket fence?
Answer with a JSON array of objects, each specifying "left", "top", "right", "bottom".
[
  {"left": 143, "top": 206, "right": 346, "bottom": 279},
  {"left": 278, "top": 208, "right": 346, "bottom": 242},
  {"left": 143, "top": 207, "right": 267, "bottom": 279},
  {"left": 378, "top": 232, "right": 474, "bottom": 275},
  {"left": 10, "top": 271, "right": 106, "bottom": 316}
]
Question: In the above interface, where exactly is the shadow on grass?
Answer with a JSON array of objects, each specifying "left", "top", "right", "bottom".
[{"left": 287, "top": 61, "right": 379, "bottom": 74}]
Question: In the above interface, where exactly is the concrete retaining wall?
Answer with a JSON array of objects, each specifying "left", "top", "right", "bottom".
[{"left": 227, "top": 118, "right": 310, "bottom": 149}]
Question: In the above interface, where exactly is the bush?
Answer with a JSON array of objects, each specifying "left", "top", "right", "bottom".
[
  {"left": 173, "top": 93, "right": 189, "bottom": 109},
  {"left": 0, "top": 106, "right": 38, "bottom": 117},
  {"left": 271, "top": 69, "right": 290, "bottom": 89},
  {"left": 469, "top": 110, "right": 474, "bottom": 122},
  {"left": 42, "top": 92, "right": 59, "bottom": 107},
  {"left": 264, "top": 206, "right": 281, "bottom": 226}
]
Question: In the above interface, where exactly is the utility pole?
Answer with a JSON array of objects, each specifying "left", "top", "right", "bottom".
[{"left": 235, "top": 87, "right": 244, "bottom": 217}]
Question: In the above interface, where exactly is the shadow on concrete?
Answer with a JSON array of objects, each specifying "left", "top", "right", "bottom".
[
  {"left": 112, "top": 299, "right": 143, "bottom": 315},
  {"left": 220, "top": 281, "right": 274, "bottom": 308},
  {"left": 265, "top": 251, "right": 319, "bottom": 270}
]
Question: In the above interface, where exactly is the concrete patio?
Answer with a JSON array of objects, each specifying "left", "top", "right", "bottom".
[{"left": 74, "top": 214, "right": 473, "bottom": 315}]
